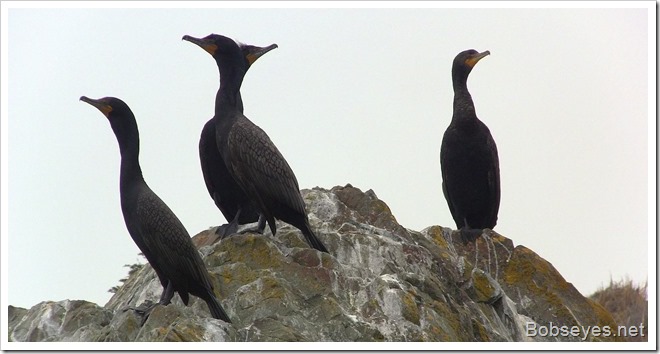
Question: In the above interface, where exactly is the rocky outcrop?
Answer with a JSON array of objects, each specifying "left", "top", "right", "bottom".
[{"left": 8, "top": 184, "right": 618, "bottom": 342}]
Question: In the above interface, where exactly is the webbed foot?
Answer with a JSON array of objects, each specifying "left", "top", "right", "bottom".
[{"left": 122, "top": 300, "right": 159, "bottom": 326}]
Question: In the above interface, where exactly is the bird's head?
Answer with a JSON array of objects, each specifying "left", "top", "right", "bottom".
[
  {"left": 80, "top": 95, "right": 138, "bottom": 144},
  {"left": 182, "top": 33, "right": 277, "bottom": 70},
  {"left": 80, "top": 96, "right": 131, "bottom": 120},
  {"left": 452, "top": 49, "right": 490, "bottom": 83}
]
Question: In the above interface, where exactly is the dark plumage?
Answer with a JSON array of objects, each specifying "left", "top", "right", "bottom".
[
  {"left": 196, "top": 43, "right": 277, "bottom": 238},
  {"left": 183, "top": 34, "right": 329, "bottom": 253},
  {"left": 200, "top": 119, "right": 259, "bottom": 237},
  {"left": 440, "top": 50, "right": 500, "bottom": 240},
  {"left": 80, "top": 96, "right": 231, "bottom": 323}
]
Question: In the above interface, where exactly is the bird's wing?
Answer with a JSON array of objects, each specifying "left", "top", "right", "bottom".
[
  {"left": 440, "top": 128, "right": 461, "bottom": 227},
  {"left": 199, "top": 118, "right": 237, "bottom": 222},
  {"left": 485, "top": 134, "right": 501, "bottom": 228},
  {"left": 227, "top": 116, "right": 306, "bottom": 214},
  {"left": 136, "top": 187, "right": 214, "bottom": 292},
  {"left": 199, "top": 119, "right": 219, "bottom": 202}
]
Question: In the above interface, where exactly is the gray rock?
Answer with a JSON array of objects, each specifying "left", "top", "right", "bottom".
[
  {"left": 9, "top": 300, "right": 112, "bottom": 342},
  {"left": 8, "top": 184, "right": 618, "bottom": 342}
]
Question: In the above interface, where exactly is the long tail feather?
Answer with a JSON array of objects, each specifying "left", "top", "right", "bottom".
[
  {"left": 204, "top": 291, "right": 232, "bottom": 323},
  {"left": 302, "top": 225, "right": 329, "bottom": 253}
]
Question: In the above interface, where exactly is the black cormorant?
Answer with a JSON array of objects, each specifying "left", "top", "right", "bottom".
[
  {"left": 440, "top": 50, "right": 500, "bottom": 241},
  {"left": 80, "top": 96, "right": 231, "bottom": 323},
  {"left": 195, "top": 43, "right": 278, "bottom": 238},
  {"left": 182, "top": 34, "right": 329, "bottom": 253}
]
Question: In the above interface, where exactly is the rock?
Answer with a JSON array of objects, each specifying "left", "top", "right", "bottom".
[
  {"left": 470, "top": 268, "right": 503, "bottom": 304},
  {"left": 8, "top": 300, "right": 112, "bottom": 342},
  {"left": 8, "top": 184, "right": 619, "bottom": 342}
]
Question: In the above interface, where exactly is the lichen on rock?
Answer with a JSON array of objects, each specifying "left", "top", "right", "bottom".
[{"left": 8, "top": 184, "right": 619, "bottom": 343}]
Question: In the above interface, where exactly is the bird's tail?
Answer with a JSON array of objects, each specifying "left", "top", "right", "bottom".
[
  {"left": 302, "top": 224, "right": 329, "bottom": 253},
  {"left": 204, "top": 291, "right": 232, "bottom": 323}
]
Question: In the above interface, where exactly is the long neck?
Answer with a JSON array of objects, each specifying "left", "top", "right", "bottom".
[
  {"left": 214, "top": 62, "right": 246, "bottom": 115},
  {"left": 452, "top": 72, "right": 477, "bottom": 123},
  {"left": 111, "top": 120, "right": 144, "bottom": 189},
  {"left": 215, "top": 86, "right": 244, "bottom": 115}
]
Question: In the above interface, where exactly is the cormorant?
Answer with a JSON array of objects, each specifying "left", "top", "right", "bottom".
[
  {"left": 440, "top": 50, "right": 500, "bottom": 241},
  {"left": 80, "top": 96, "right": 231, "bottom": 323},
  {"left": 182, "top": 34, "right": 329, "bottom": 253},
  {"left": 195, "top": 43, "right": 278, "bottom": 239}
]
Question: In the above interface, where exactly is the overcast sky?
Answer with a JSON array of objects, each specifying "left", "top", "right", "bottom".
[{"left": 2, "top": 2, "right": 654, "bottom": 314}]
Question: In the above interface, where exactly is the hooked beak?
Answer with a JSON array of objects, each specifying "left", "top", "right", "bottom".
[
  {"left": 465, "top": 50, "right": 490, "bottom": 68},
  {"left": 245, "top": 43, "right": 278, "bottom": 66},
  {"left": 182, "top": 34, "right": 218, "bottom": 56},
  {"left": 80, "top": 96, "right": 112, "bottom": 117}
]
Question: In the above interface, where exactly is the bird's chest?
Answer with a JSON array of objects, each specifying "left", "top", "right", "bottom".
[
  {"left": 119, "top": 183, "right": 144, "bottom": 237},
  {"left": 214, "top": 117, "right": 234, "bottom": 152},
  {"left": 443, "top": 127, "right": 490, "bottom": 157},
  {"left": 442, "top": 135, "right": 495, "bottom": 191}
]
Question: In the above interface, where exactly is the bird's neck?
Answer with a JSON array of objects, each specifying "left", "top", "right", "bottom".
[
  {"left": 215, "top": 65, "right": 246, "bottom": 114},
  {"left": 112, "top": 122, "right": 144, "bottom": 188},
  {"left": 214, "top": 87, "right": 244, "bottom": 116},
  {"left": 452, "top": 84, "right": 478, "bottom": 123}
]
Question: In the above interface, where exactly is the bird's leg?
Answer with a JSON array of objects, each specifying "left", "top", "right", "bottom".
[
  {"left": 257, "top": 214, "right": 267, "bottom": 233},
  {"left": 121, "top": 300, "right": 154, "bottom": 316},
  {"left": 237, "top": 214, "right": 267, "bottom": 235},
  {"left": 460, "top": 228, "right": 484, "bottom": 243},
  {"left": 124, "top": 281, "right": 175, "bottom": 326},
  {"left": 217, "top": 209, "right": 242, "bottom": 240},
  {"left": 158, "top": 280, "right": 175, "bottom": 306},
  {"left": 459, "top": 220, "right": 483, "bottom": 244}
]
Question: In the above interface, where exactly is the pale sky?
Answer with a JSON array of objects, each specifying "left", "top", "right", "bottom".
[{"left": 2, "top": 2, "right": 654, "bottom": 312}]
